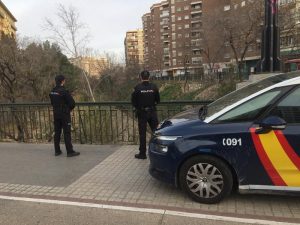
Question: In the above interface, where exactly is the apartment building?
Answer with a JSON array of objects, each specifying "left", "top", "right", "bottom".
[
  {"left": 69, "top": 57, "right": 109, "bottom": 78},
  {"left": 0, "top": 0, "right": 17, "bottom": 39},
  {"left": 279, "top": 0, "right": 300, "bottom": 65},
  {"left": 143, "top": 0, "right": 203, "bottom": 78},
  {"left": 202, "top": 0, "right": 264, "bottom": 76},
  {"left": 79, "top": 57, "right": 109, "bottom": 78},
  {"left": 201, "top": 0, "right": 230, "bottom": 75},
  {"left": 143, "top": 0, "right": 300, "bottom": 77},
  {"left": 202, "top": 0, "right": 300, "bottom": 75},
  {"left": 124, "top": 29, "right": 145, "bottom": 67},
  {"left": 143, "top": 3, "right": 166, "bottom": 74}
]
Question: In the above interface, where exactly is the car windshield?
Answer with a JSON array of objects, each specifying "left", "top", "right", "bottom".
[{"left": 205, "top": 72, "right": 300, "bottom": 119}]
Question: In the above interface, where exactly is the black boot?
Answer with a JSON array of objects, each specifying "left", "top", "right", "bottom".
[
  {"left": 135, "top": 153, "right": 147, "bottom": 160},
  {"left": 55, "top": 151, "right": 62, "bottom": 156},
  {"left": 67, "top": 151, "right": 80, "bottom": 157}
]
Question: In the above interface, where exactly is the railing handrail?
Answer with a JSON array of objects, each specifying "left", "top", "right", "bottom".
[{"left": 0, "top": 100, "right": 214, "bottom": 107}]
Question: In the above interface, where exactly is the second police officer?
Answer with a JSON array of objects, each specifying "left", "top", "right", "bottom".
[
  {"left": 131, "top": 70, "right": 160, "bottom": 160},
  {"left": 49, "top": 75, "right": 80, "bottom": 157}
]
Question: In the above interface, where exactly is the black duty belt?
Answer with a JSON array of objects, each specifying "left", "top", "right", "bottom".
[{"left": 141, "top": 106, "right": 155, "bottom": 112}]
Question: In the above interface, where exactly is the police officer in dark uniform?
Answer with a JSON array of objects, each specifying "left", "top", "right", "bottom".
[
  {"left": 49, "top": 75, "right": 80, "bottom": 157},
  {"left": 131, "top": 70, "right": 160, "bottom": 159}
]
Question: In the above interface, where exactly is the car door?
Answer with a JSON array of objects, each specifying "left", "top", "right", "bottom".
[
  {"left": 211, "top": 88, "right": 289, "bottom": 187},
  {"left": 258, "top": 85, "right": 300, "bottom": 188}
]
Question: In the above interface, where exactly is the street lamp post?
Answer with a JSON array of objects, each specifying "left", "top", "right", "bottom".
[{"left": 258, "top": 0, "right": 281, "bottom": 73}]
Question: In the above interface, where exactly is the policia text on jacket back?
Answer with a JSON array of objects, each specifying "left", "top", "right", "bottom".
[
  {"left": 131, "top": 71, "right": 160, "bottom": 160},
  {"left": 49, "top": 75, "right": 80, "bottom": 157}
]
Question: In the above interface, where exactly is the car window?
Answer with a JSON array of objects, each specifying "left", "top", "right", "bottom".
[
  {"left": 213, "top": 90, "right": 282, "bottom": 123},
  {"left": 205, "top": 73, "right": 300, "bottom": 118},
  {"left": 269, "top": 86, "right": 300, "bottom": 124}
]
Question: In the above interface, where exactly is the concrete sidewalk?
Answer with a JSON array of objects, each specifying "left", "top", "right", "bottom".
[{"left": 0, "top": 143, "right": 299, "bottom": 224}]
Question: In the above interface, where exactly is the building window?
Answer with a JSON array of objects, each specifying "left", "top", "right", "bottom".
[
  {"left": 171, "top": 6, "right": 175, "bottom": 13},
  {"left": 224, "top": 53, "right": 230, "bottom": 59},
  {"left": 172, "top": 33, "right": 176, "bottom": 40},
  {"left": 172, "top": 24, "right": 176, "bottom": 31},
  {"left": 173, "top": 59, "right": 177, "bottom": 65},
  {"left": 192, "top": 57, "right": 202, "bottom": 64},
  {"left": 172, "top": 15, "right": 176, "bottom": 22},
  {"left": 224, "top": 5, "right": 231, "bottom": 11}
]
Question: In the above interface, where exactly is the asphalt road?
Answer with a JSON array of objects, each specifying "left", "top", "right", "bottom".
[{"left": 0, "top": 199, "right": 256, "bottom": 225}]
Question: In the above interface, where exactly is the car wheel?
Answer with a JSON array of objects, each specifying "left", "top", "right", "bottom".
[{"left": 179, "top": 155, "right": 233, "bottom": 204}]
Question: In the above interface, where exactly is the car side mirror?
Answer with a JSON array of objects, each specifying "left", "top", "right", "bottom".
[
  {"left": 198, "top": 106, "right": 207, "bottom": 121},
  {"left": 256, "top": 116, "right": 287, "bottom": 134}
]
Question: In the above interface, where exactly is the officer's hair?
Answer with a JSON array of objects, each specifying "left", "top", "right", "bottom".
[
  {"left": 55, "top": 75, "right": 66, "bottom": 85},
  {"left": 140, "top": 70, "right": 150, "bottom": 80}
]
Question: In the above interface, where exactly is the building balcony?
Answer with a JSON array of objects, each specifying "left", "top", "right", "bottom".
[
  {"left": 160, "top": 21, "right": 169, "bottom": 25},
  {"left": 191, "top": 43, "right": 201, "bottom": 48},
  {"left": 161, "top": 0, "right": 169, "bottom": 8},
  {"left": 160, "top": 12, "right": 170, "bottom": 18},
  {"left": 191, "top": 20, "right": 202, "bottom": 24},
  {"left": 191, "top": 35, "right": 201, "bottom": 39},
  {"left": 191, "top": 15, "right": 201, "bottom": 20},
  {"left": 191, "top": 10, "right": 202, "bottom": 15},
  {"left": 191, "top": 1, "right": 202, "bottom": 11},
  {"left": 191, "top": 28, "right": 203, "bottom": 33}
]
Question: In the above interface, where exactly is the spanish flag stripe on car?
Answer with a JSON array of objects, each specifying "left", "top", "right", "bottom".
[
  {"left": 250, "top": 128, "right": 286, "bottom": 186},
  {"left": 275, "top": 131, "right": 300, "bottom": 171},
  {"left": 250, "top": 128, "right": 300, "bottom": 187}
]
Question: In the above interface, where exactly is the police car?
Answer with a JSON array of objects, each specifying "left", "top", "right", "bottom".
[{"left": 149, "top": 73, "right": 300, "bottom": 204}]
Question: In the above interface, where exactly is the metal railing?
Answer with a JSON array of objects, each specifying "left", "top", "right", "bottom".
[{"left": 0, "top": 101, "right": 212, "bottom": 144}]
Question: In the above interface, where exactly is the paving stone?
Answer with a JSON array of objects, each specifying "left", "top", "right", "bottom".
[{"left": 0, "top": 144, "right": 299, "bottom": 221}]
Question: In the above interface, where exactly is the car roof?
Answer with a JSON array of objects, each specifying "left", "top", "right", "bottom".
[{"left": 275, "top": 76, "right": 300, "bottom": 87}]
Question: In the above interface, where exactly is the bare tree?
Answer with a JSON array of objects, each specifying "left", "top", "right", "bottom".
[
  {"left": 0, "top": 36, "right": 20, "bottom": 103},
  {"left": 220, "top": 2, "right": 264, "bottom": 81},
  {"left": 278, "top": 2, "right": 300, "bottom": 56},
  {"left": 0, "top": 37, "right": 30, "bottom": 141},
  {"left": 44, "top": 4, "right": 96, "bottom": 102},
  {"left": 179, "top": 31, "right": 203, "bottom": 92},
  {"left": 150, "top": 47, "right": 164, "bottom": 79},
  {"left": 201, "top": 10, "right": 225, "bottom": 79},
  {"left": 179, "top": 39, "right": 192, "bottom": 92}
]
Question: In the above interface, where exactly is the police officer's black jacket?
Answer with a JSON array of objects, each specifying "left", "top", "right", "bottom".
[
  {"left": 49, "top": 86, "right": 75, "bottom": 117},
  {"left": 131, "top": 81, "right": 160, "bottom": 110}
]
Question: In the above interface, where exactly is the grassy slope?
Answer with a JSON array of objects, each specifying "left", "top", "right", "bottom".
[
  {"left": 159, "top": 81, "right": 236, "bottom": 101},
  {"left": 99, "top": 79, "right": 237, "bottom": 102}
]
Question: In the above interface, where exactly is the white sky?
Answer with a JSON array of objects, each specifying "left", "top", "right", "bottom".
[{"left": 3, "top": 0, "right": 155, "bottom": 57}]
